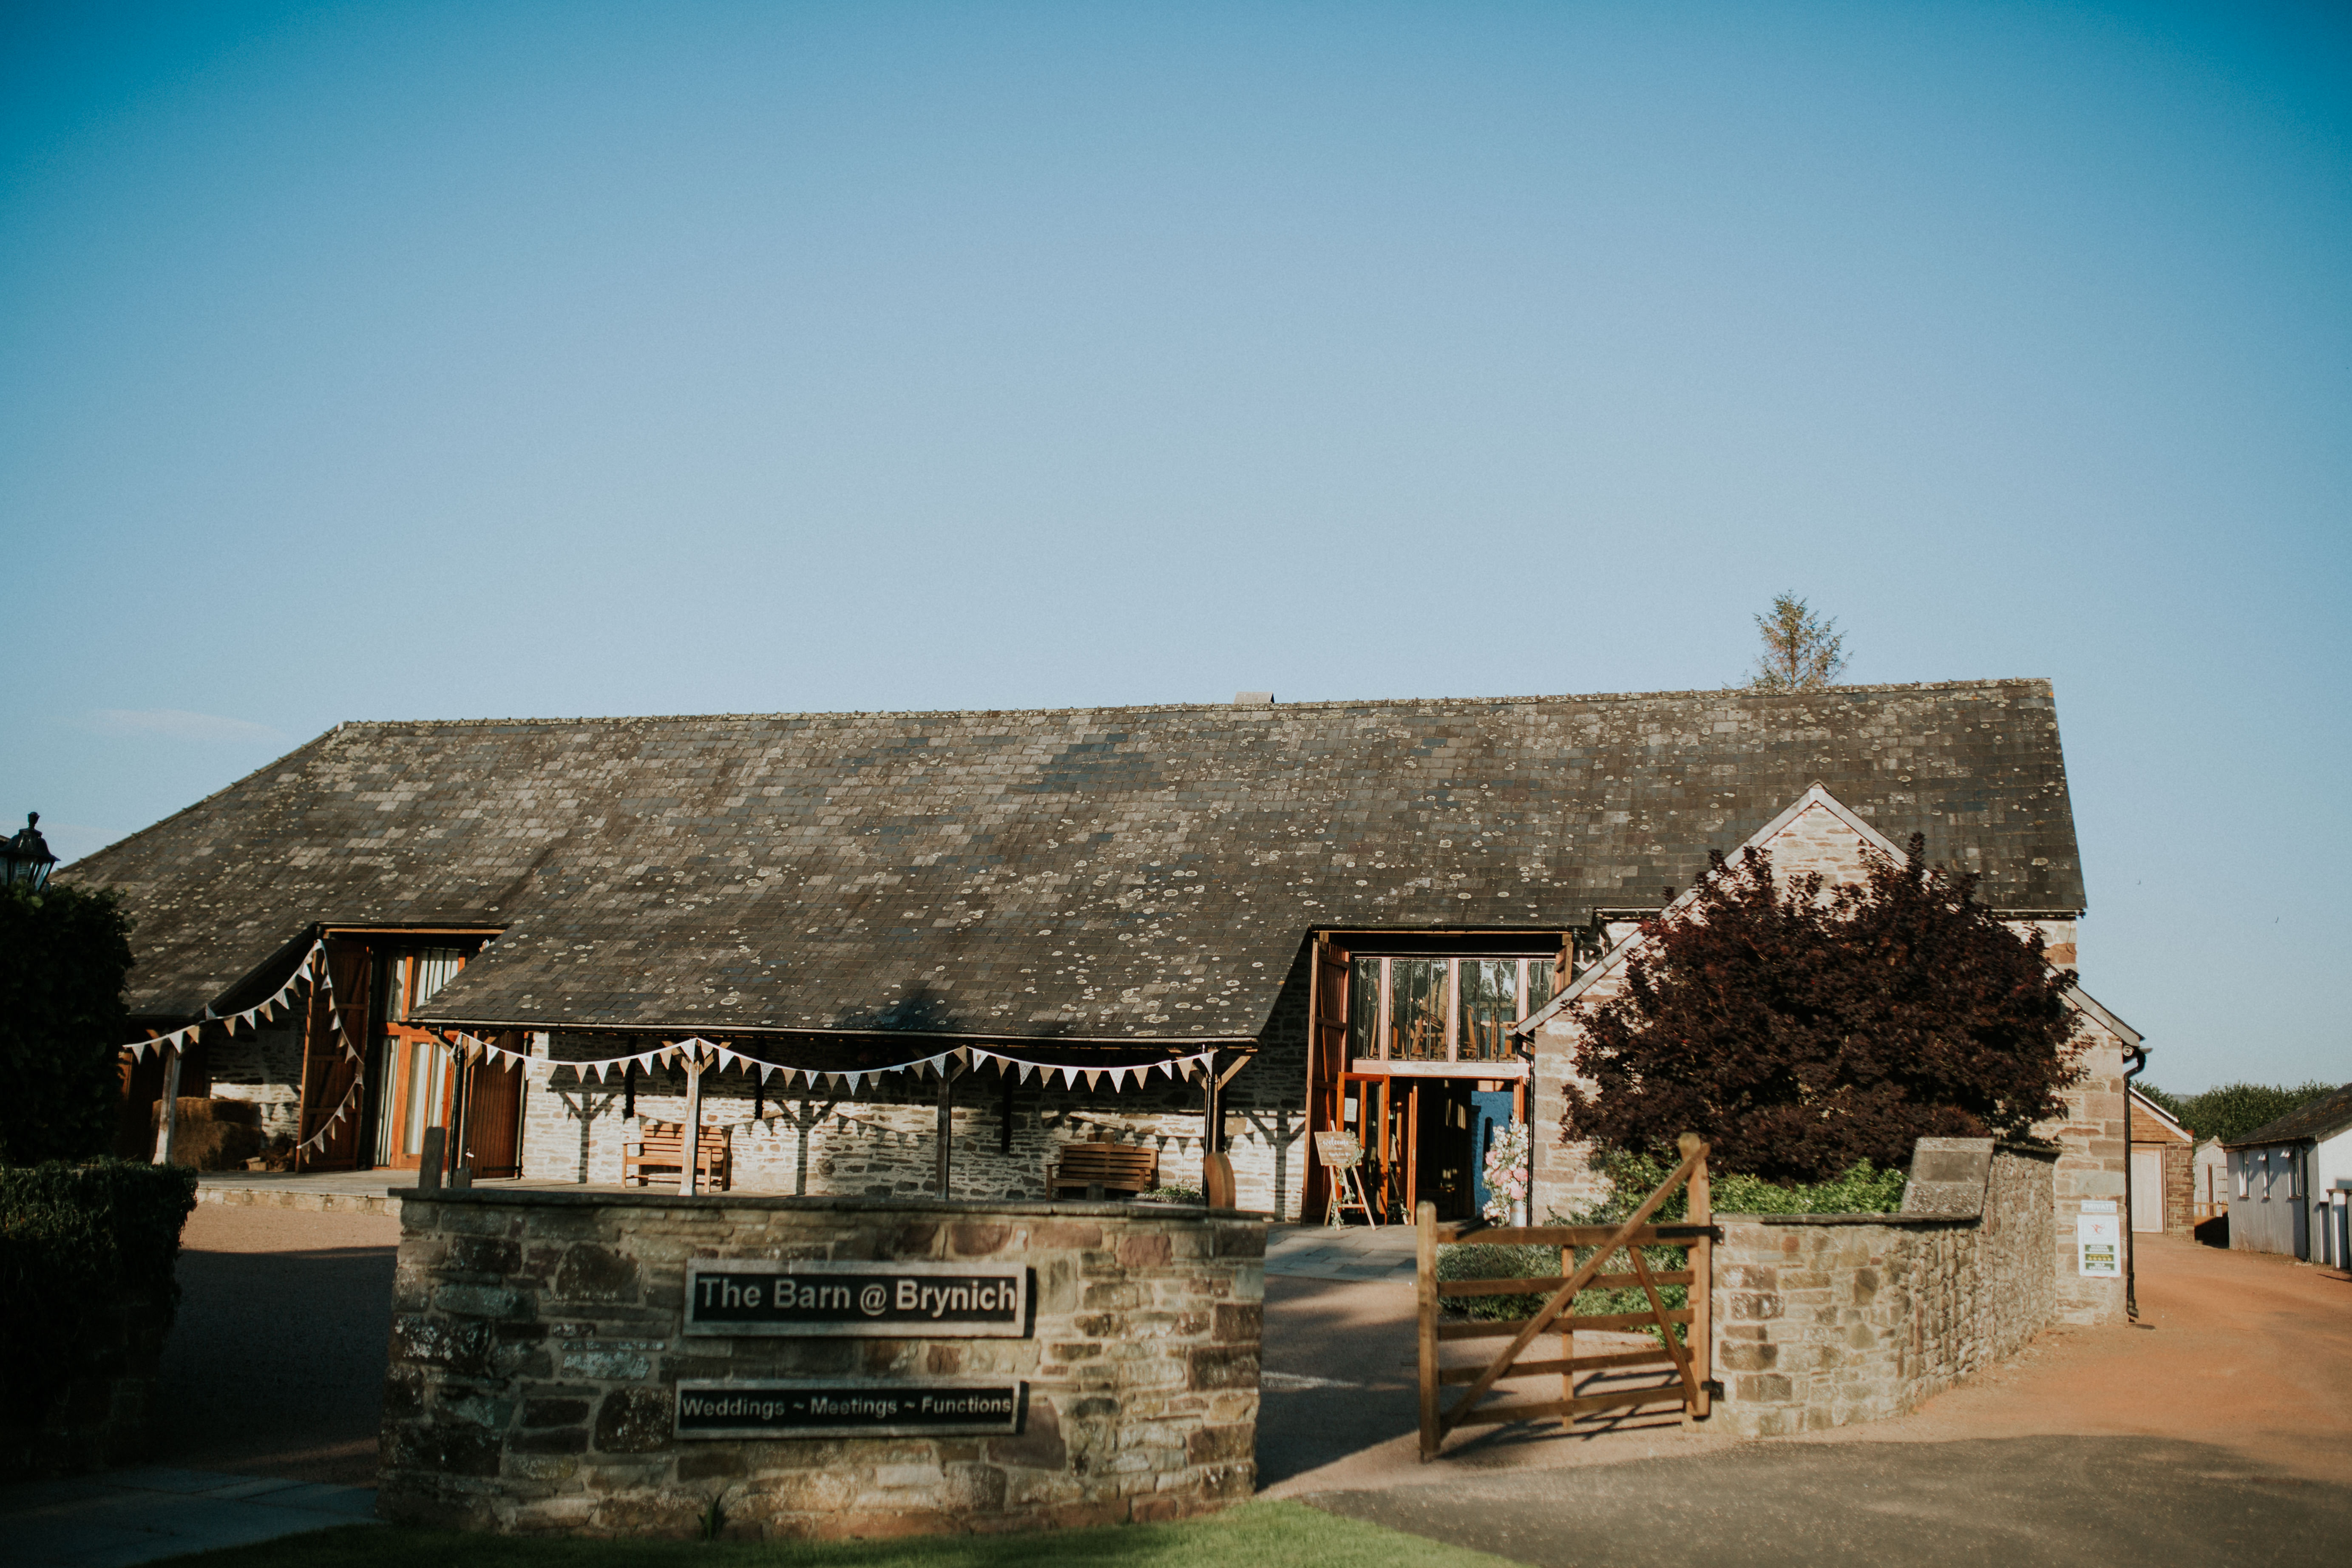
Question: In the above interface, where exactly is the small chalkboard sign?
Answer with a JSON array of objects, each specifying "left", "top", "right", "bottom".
[
  {"left": 676, "top": 1380, "right": 1024, "bottom": 1438},
  {"left": 1315, "top": 1132, "right": 1364, "bottom": 1168}
]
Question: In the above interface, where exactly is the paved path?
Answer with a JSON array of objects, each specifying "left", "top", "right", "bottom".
[
  {"left": 0, "top": 1467, "right": 378, "bottom": 1568},
  {"left": 1265, "top": 1221, "right": 1419, "bottom": 1282},
  {"left": 155, "top": 1204, "right": 404, "bottom": 1486},
  {"left": 1274, "top": 1232, "right": 2352, "bottom": 1564}
]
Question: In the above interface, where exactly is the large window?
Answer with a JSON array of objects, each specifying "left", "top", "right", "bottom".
[
  {"left": 1345, "top": 954, "right": 1559, "bottom": 1064},
  {"left": 372, "top": 946, "right": 469, "bottom": 1166}
]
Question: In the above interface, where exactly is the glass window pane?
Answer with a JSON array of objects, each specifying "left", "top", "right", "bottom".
[
  {"left": 380, "top": 956, "right": 409, "bottom": 1024},
  {"left": 1458, "top": 960, "right": 1518, "bottom": 1062},
  {"left": 413, "top": 949, "right": 465, "bottom": 1012},
  {"left": 1349, "top": 957, "right": 1381, "bottom": 1057},
  {"left": 1389, "top": 960, "right": 1446, "bottom": 1060},
  {"left": 1526, "top": 955, "right": 1558, "bottom": 1009}
]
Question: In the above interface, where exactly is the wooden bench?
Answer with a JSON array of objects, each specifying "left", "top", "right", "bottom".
[
  {"left": 622, "top": 1120, "right": 732, "bottom": 1191},
  {"left": 1045, "top": 1141, "right": 1159, "bottom": 1199}
]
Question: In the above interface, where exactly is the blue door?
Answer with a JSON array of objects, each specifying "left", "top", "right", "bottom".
[{"left": 1468, "top": 1089, "right": 1519, "bottom": 1221}]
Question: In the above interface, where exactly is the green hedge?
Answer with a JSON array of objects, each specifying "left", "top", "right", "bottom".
[
  {"left": 0, "top": 882, "right": 136, "bottom": 1165},
  {"left": 0, "top": 1160, "right": 198, "bottom": 1429},
  {"left": 1437, "top": 1154, "right": 1907, "bottom": 1333}
]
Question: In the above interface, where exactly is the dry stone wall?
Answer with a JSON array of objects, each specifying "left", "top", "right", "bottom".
[
  {"left": 1712, "top": 1143, "right": 2056, "bottom": 1438},
  {"left": 378, "top": 1191, "right": 1265, "bottom": 1539}
]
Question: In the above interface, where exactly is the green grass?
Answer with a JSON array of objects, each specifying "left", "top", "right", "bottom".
[{"left": 154, "top": 1502, "right": 1514, "bottom": 1568}]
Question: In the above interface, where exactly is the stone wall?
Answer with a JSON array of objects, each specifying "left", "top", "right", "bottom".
[
  {"left": 2139, "top": 1138, "right": 2195, "bottom": 1233},
  {"left": 379, "top": 1191, "right": 1265, "bottom": 1538},
  {"left": 1711, "top": 1142, "right": 2057, "bottom": 1438},
  {"left": 2048, "top": 1019, "right": 2128, "bottom": 1323},
  {"left": 199, "top": 1019, "right": 306, "bottom": 1141},
  {"left": 515, "top": 953, "right": 1314, "bottom": 1222}
]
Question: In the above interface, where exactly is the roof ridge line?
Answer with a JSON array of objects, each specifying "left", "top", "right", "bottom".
[{"left": 323, "top": 677, "right": 2060, "bottom": 732}]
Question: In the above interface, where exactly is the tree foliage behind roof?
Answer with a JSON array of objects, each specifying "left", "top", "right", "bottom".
[
  {"left": 1746, "top": 592, "right": 1848, "bottom": 692},
  {"left": 0, "top": 883, "right": 134, "bottom": 1165},
  {"left": 2141, "top": 1080, "right": 2342, "bottom": 1146},
  {"left": 1561, "top": 836, "right": 2085, "bottom": 1184}
]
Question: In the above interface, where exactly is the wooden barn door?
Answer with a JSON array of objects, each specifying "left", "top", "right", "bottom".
[
  {"left": 1305, "top": 940, "right": 1351, "bottom": 1218},
  {"left": 295, "top": 941, "right": 370, "bottom": 1171},
  {"left": 465, "top": 1038, "right": 527, "bottom": 1179}
]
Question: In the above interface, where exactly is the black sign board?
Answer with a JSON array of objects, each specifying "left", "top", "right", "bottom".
[
  {"left": 684, "top": 1259, "right": 1028, "bottom": 1338},
  {"left": 675, "top": 1380, "right": 1025, "bottom": 1439}
]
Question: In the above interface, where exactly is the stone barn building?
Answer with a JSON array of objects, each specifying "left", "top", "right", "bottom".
[{"left": 68, "top": 678, "right": 2136, "bottom": 1319}]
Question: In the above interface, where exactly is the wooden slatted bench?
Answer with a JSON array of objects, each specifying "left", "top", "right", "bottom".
[
  {"left": 1045, "top": 1141, "right": 1159, "bottom": 1199},
  {"left": 622, "top": 1120, "right": 732, "bottom": 1191}
]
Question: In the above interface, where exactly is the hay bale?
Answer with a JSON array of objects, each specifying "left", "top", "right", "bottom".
[
  {"left": 147, "top": 1097, "right": 261, "bottom": 1130},
  {"left": 147, "top": 1099, "right": 264, "bottom": 1170}
]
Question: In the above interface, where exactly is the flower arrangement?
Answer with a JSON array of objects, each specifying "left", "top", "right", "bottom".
[{"left": 1481, "top": 1119, "right": 1531, "bottom": 1225}]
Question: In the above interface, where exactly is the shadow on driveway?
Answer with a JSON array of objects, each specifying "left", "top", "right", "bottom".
[
  {"left": 156, "top": 1208, "right": 402, "bottom": 1486},
  {"left": 1309, "top": 1435, "right": 2349, "bottom": 1568}
]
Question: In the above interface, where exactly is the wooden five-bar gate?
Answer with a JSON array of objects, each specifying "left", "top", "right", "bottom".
[{"left": 1417, "top": 1133, "right": 1719, "bottom": 1460}]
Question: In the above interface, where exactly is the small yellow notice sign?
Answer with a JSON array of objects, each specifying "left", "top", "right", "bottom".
[{"left": 2077, "top": 1204, "right": 2121, "bottom": 1277}]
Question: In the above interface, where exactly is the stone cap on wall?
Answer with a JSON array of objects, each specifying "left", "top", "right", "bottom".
[
  {"left": 1714, "top": 1211, "right": 1978, "bottom": 1227},
  {"left": 1900, "top": 1137, "right": 1995, "bottom": 1219},
  {"left": 392, "top": 1188, "right": 1271, "bottom": 1222}
]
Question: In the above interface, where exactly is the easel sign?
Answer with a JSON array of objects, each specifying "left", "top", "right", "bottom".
[
  {"left": 1315, "top": 1132, "right": 1365, "bottom": 1169},
  {"left": 1317, "top": 1132, "right": 1378, "bottom": 1227}
]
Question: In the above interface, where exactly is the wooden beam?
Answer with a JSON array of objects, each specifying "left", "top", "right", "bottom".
[
  {"left": 678, "top": 1055, "right": 704, "bottom": 1197},
  {"left": 1417, "top": 1200, "right": 1441, "bottom": 1462},
  {"left": 936, "top": 1063, "right": 956, "bottom": 1197},
  {"left": 1685, "top": 1131, "right": 1713, "bottom": 1421},
  {"left": 152, "top": 1039, "right": 184, "bottom": 1166},
  {"left": 1437, "top": 1307, "right": 1694, "bottom": 1341},
  {"left": 1441, "top": 1270, "right": 1695, "bottom": 1297},
  {"left": 1439, "top": 1346, "right": 1676, "bottom": 1385}
]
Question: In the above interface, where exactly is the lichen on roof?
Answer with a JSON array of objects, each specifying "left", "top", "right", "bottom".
[{"left": 64, "top": 679, "right": 2085, "bottom": 1038}]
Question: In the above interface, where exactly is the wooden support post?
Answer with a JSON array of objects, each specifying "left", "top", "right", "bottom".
[
  {"left": 152, "top": 1040, "right": 185, "bottom": 1166},
  {"left": 679, "top": 1054, "right": 704, "bottom": 1197},
  {"left": 1417, "top": 1199, "right": 1440, "bottom": 1461},
  {"left": 1202, "top": 1049, "right": 1220, "bottom": 1155},
  {"left": 1684, "top": 1130, "right": 1712, "bottom": 1422},
  {"left": 417, "top": 1127, "right": 445, "bottom": 1192},
  {"left": 1560, "top": 1242, "right": 1575, "bottom": 1429},
  {"left": 448, "top": 1051, "right": 473, "bottom": 1187},
  {"left": 936, "top": 1064, "right": 955, "bottom": 1198}
]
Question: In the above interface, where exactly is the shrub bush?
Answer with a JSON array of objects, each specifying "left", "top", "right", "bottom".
[
  {"left": 1436, "top": 1151, "right": 1907, "bottom": 1335},
  {"left": 0, "top": 882, "right": 136, "bottom": 1166},
  {"left": 0, "top": 1160, "right": 198, "bottom": 1434}
]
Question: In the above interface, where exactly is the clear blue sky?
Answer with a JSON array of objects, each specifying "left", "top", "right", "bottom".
[{"left": 4, "top": 2, "right": 2346, "bottom": 1093}]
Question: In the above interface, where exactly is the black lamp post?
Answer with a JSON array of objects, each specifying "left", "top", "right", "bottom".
[{"left": 1, "top": 813, "right": 56, "bottom": 891}]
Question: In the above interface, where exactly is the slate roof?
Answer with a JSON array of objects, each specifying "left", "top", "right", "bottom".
[
  {"left": 62, "top": 678, "right": 2086, "bottom": 1041},
  {"left": 2227, "top": 1083, "right": 2352, "bottom": 1149}
]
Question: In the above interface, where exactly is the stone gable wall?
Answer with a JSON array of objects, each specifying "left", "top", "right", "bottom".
[
  {"left": 378, "top": 1192, "right": 1265, "bottom": 1538},
  {"left": 1713, "top": 1143, "right": 2056, "bottom": 1437},
  {"left": 1532, "top": 798, "right": 2124, "bottom": 1323}
]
